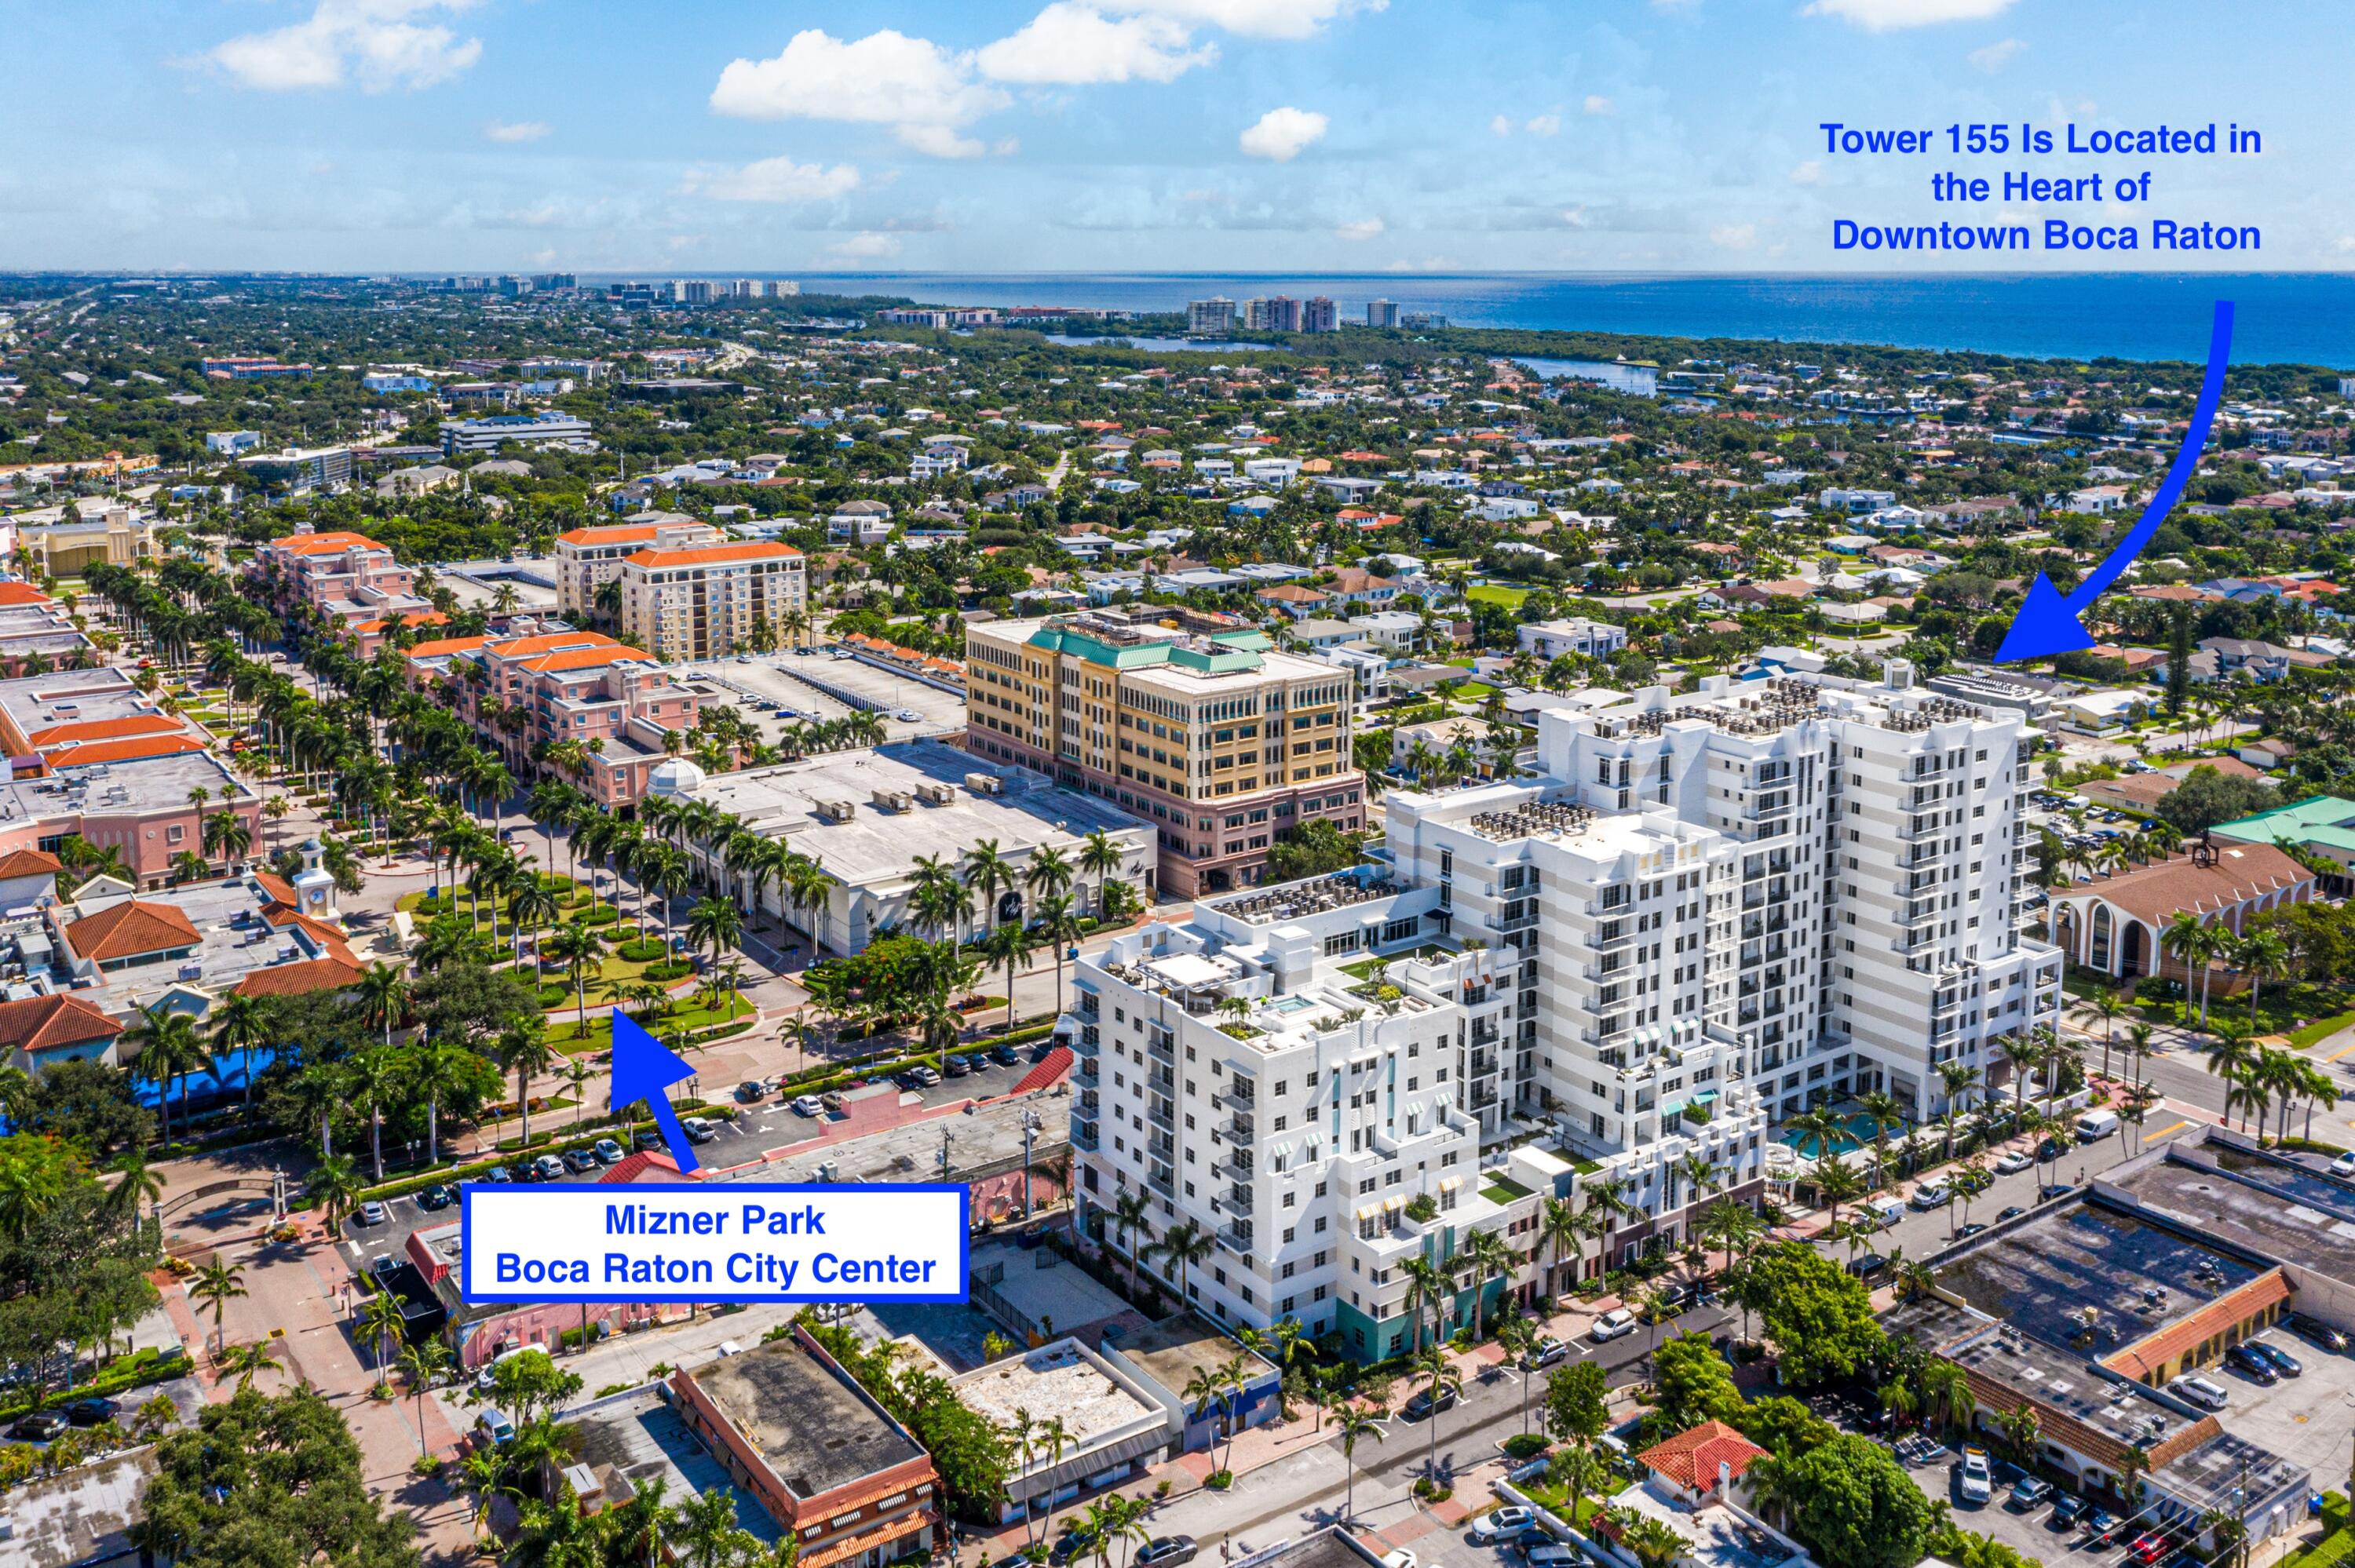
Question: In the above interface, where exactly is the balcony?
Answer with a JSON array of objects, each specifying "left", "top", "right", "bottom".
[
  {"left": 1076, "top": 1058, "right": 1099, "bottom": 1083},
  {"left": 1148, "top": 1103, "right": 1175, "bottom": 1134},
  {"left": 1079, "top": 1024, "right": 1101, "bottom": 1050},
  {"left": 1148, "top": 1166, "right": 1174, "bottom": 1199},
  {"left": 1071, "top": 1119, "right": 1099, "bottom": 1151},
  {"left": 1227, "top": 1110, "right": 1256, "bottom": 1141},
  {"left": 1217, "top": 1223, "right": 1254, "bottom": 1258}
]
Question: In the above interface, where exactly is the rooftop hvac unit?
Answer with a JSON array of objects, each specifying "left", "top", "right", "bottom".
[
  {"left": 816, "top": 799, "right": 856, "bottom": 822},
  {"left": 915, "top": 782, "right": 955, "bottom": 804},
  {"left": 965, "top": 772, "right": 1003, "bottom": 796},
  {"left": 871, "top": 789, "right": 914, "bottom": 811}
]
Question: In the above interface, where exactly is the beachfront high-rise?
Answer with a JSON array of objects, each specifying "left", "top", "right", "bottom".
[{"left": 963, "top": 614, "right": 1365, "bottom": 898}]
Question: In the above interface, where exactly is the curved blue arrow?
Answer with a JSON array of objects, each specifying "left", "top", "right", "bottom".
[
  {"left": 611, "top": 1011, "right": 699, "bottom": 1173},
  {"left": 1995, "top": 300, "right": 2234, "bottom": 664}
]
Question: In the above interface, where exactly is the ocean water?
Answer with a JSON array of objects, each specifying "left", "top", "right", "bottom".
[{"left": 805, "top": 272, "right": 2355, "bottom": 366}]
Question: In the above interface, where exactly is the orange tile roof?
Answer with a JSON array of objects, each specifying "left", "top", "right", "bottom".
[
  {"left": 0, "top": 994, "right": 120, "bottom": 1054},
  {"left": 252, "top": 872, "right": 299, "bottom": 907},
  {"left": 46, "top": 734, "right": 207, "bottom": 766},
  {"left": 486, "top": 632, "right": 624, "bottom": 658},
  {"left": 27, "top": 714, "right": 185, "bottom": 747},
  {"left": 272, "top": 531, "right": 385, "bottom": 556},
  {"left": 521, "top": 645, "right": 654, "bottom": 673},
  {"left": 1637, "top": 1420, "right": 1769, "bottom": 1492},
  {"left": 353, "top": 611, "right": 451, "bottom": 633},
  {"left": 0, "top": 848, "right": 62, "bottom": 879},
  {"left": 0, "top": 582, "right": 53, "bottom": 607},
  {"left": 405, "top": 636, "right": 493, "bottom": 659},
  {"left": 2103, "top": 1270, "right": 2291, "bottom": 1382},
  {"left": 2052, "top": 844, "right": 2311, "bottom": 928},
  {"left": 624, "top": 542, "right": 805, "bottom": 569},
  {"left": 557, "top": 524, "right": 661, "bottom": 545},
  {"left": 232, "top": 956, "right": 366, "bottom": 998},
  {"left": 65, "top": 899, "right": 202, "bottom": 961}
]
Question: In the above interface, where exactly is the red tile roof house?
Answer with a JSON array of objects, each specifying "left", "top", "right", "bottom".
[{"left": 0, "top": 994, "right": 122, "bottom": 1074}]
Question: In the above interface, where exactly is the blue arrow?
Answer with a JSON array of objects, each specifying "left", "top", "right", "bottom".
[
  {"left": 610, "top": 1011, "right": 699, "bottom": 1173},
  {"left": 1995, "top": 300, "right": 2234, "bottom": 664}
]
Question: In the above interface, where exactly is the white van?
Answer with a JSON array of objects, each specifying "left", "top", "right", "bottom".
[
  {"left": 2168, "top": 1373, "right": 2229, "bottom": 1410},
  {"left": 1866, "top": 1197, "right": 1906, "bottom": 1229},
  {"left": 2076, "top": 1109, "right": 2121, "bottom": 1143}
]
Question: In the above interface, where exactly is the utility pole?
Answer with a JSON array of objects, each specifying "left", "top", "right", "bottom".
[{"left": 1020, "top": 1109, "right": 1042, "bottom": 1220}]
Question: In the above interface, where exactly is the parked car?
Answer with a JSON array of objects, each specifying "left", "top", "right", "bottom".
[
  {"left": 1959, "top": 1447, "right": 1993, "bottom": 1504},
  {"left": 681, "top": 1117, "right": 717, "bottom": 1145},
  {"left": 1137, "top": 1539, "right": 1199, "bottom": 1568},
  {"left": 590, "top": 1139, "right": 623, "bottom": 1165},
  {"left": 1523, "top": 1336, "right": 1571, "bottom": 1370},
  {"left": 1955, "top": 1223, "right": 1988, "bottom": 1240},
  {"left": 1591, "top": 1308, "right": 1637, "bottom": 1342},
  {"left": 416, "top": 1184, "right": 455, "bottom": 1211},
  {"left": 2167, "top": 1373, "right": 2229, "bottom": 1409},
  {"left": 532, "top": 1154, "right": 568, "bottom": 1180},
  {"left": 1525, "top": 1547, "right": 1585, "bottom": 1568},
  {"left": 2127, "top": 1533, "right": 2168, "bottom": 1566},
  {"left": 2331, "top": 1151, "right": 2355, "bottom": 1180},
  {"left": 478, "top": 1165, "right": 513, "bottom": 1184},
  {"left": 563, "top": 1147, "right": 598, "bottom": 1173},
  {"left": 2083, "top": 1507, "right": 2120, "bottom": 1545},
  {"left": 1846, "top": 1253, "right": 1889, "bottom": 1280},
  {"left": 2050, "top": 1495, "right": 2086, "bottom": 1530},
  {"left": 735, "top": 1080, "right": 767, "bottom": 1103},
  {"left": 633, "top": 1130, "right": 665, "bottom": 1152},
  {"left": 1995, "top": 1151, "right": 2035, "bottom": 1175},
  {"left": 9, "top": 1413, "right": 66, "bottom": 1442},
  {"left": 357, "top": 1200, "right": 388, "bottom": 1225},
  {"left": 2009, "top": 1476, "right": 2053, "bottom": 1509},
  {"left": 2223, "top": 1344, "right": 2278, "bottom": 1384},
  {"left": 1996, "top": 1205, "right": 2028, "bottom": 1222},
  {"left": 2247, "top": 1340, "right": 2302, "bottom": 1377},
  {"left": 2037, "top": 1183, "right": 2075, "bottom": 1202},
  {"left": 2284, "top": 1313, "right": 2350, "bottom": 1352},
  {"left": 792, "top": 1095, "right": 827, "bottom": 1117},
  {"left": 1402, "top": 1386, "right": 1460, "bottom": 1420},
  {"left": 506, "top": 1161, "right": 539, "bottom": 1183},
  {"left": 942, "top": 1053, "right": 972, "bottom": 1078},
  {"left": 990, "top": 1042, "right": 1022, "bottom": 1066},
  {"left": 1472, "top": 1508, "right": 1537, "bottom": 1544},
  {"left": 476, "top": 1409, "right": 517, "bottom": 1447},
  {"left": 1910, "top": 1183, "right": 1952, "bottom": 1210},
  {"left": 64, "top": 1396, "right": 119, "bottom": 1428},
  {"left": 893, "top": 709, "right": 922, "bottom": 721}
]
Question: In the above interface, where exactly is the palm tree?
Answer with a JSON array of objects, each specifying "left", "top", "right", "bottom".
[
  {"left": 1078, "top": 829, "right": 1126, "bottom": 921},
  {"left": 1334, "top": 1402, "right": 1384, "bottom": 1525},
  {"left": 2076, "top": 991, "right": 2127, "bottom": 1081},
  {"left": 1459, "top": 1227, "right": 1522, "bottom": 1343},
  {"left": 188, "top": 1252, "right": 247, "bottom": 1358},
  {"left": 1398, "top": 1252, "right": 1451, "bottom": 1355},
  {"left": 2203, "top": 1025, "right": 2258, "bottom": 1130},
  {"left": 358, "top": 1289, "right": 406, "bottom": 1392},
  {"left": 1144, "top": 1220, "right": 1213, "bottom": 1305},
  {"left": 499, "top": 1024, "right": 556, "bottom": 1150},
  {"left": 1033, "top": 893, "right": 1083, "bottom": 1017},
  {"left": 207, "top": 990, "right": 270, "bottom": 1119},
  {"left": 1809, "top": 1158, "right": 1865, "bottom": 1228},
  {"left": 397, "top": 1337, "right": 453, "bottom": 1457},
  {"left": 218, "top": 1340, "right": 282, "bottom": 1391},
  {"left": 1409, "top": 1344, "right": 1464, "bottom": 1485},
  {"left": 126, "top": 1006, "right": 206, "bottom": 1152},
  {"left": 2238, "top": 928, "right": 2291, "bottom": 1031},
  {"left": 962, "top": 839, "right": 1020, "bottom": 931},
  {"left": 977, "top": 921, "right": 1035, "bottom": 1035},
  {"left": 1111, "top": 1187, "right": 1154, "bottom": 1295},
  {"left": 410, "top": 1037, "right": 476, "bottom": 1166},
  {"left": 2163, "top": 912, "right": 2220, "bottom": 1030},
  {"left": 686, "top": 896, "right": 744, "bottom": 975},
  {"left": 305, "top": 1154, "right": 361, "bottom": 1231},
  {"left": 546, "top": 921, "right": 606, "bottom": 1030},
  {"left": 1535, "top": 1195, "right": 1585, "bottom": 1297}
]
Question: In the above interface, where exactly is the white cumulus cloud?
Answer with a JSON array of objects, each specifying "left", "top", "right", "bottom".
[
  {"left": 1335, "top": 217, "right": 1385, "bottom": 241},
  {"left": 1098, "top": 0, "right": 1382, "bottom": 41},
  {"left": 1239, "top": 106, "right": 1327, "bottom": 161},
  {"left": 710, "top": 28, "right": 1010, "bottom": 158},
  {"left": 1583, "top": 94, "right": 1614, "bottom": 116},
  {"left": 1791, "top": 159, "right": 1824, "bottom": 184},
  {"left": 484, "top": 119, "right": 549, "bottom": 143},
  {"left": 1969, "top": 37, "right": 2025, "bottom": 71},
  {"left": 1802, "top": 0, "right": 2016, "bottom": 29},
  {"left": 830, "top": 232, "right": 904, "bottom": 260},
  {"left": 977, "top": 4, "right": 1215, "bottom": 83},
  {"left": 211, "top": 0, "right": 482, "bottom": 92},
  {"left": 1711, "top": 223, "right": 1758, "bottom": 250},
  {"left": 1524, "top": 114, "right": 1560, "bottom": 136},
  {"left": 1491, "top": 114, "right": 1512, "bottom": 137},
  {"left": 684, "top": 155, "right": 862, "bottom": 204}
]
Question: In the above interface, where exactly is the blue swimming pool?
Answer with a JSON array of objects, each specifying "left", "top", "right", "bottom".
[{"left": 1774, "top": 1109, "right": 1897, "bottom": 1160}]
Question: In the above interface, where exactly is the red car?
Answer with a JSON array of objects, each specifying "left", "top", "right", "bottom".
[{"left": 2127, "top": 1534, "right": 2168, "bottom": 1566}]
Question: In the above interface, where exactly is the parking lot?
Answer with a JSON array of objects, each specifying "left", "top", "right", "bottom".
[
  {"left": 1909, "top": 1322, "right": 2354, "bottom": 1568},
  {"left": 681, "top": 650, "right": 966, "bottom": 746}
]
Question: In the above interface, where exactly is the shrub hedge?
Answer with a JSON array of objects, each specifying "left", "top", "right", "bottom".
[
  {"left": 616, "top": 938, "right": 667, "bottom": 963},
  {"left": 1, "top": 1347, "right": 192, "bottom": 1422}
]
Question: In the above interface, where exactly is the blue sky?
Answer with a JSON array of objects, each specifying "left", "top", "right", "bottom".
[{"left": 2, "top": 1, "right": 2339, "bottom": 275}]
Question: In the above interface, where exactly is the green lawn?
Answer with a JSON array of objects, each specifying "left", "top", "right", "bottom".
[
  {"left": 537, "top": 944, "right": 689, "bottom": 1008},
  {"left": 545, "top": 992, "right": 758, "bottom": 1054},
  {"left": 1467, "top": 585, "right": 1528, "bottom": 609},
  {"left": 2291, "top": 1012, "right": 2355, "bottom": 1049}
]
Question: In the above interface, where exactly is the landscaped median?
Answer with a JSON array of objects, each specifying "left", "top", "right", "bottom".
[
  {"left": 776, "top": 1020, "right": 1064, "bottom": 1100},
  {"left": 335, "top": 1104, "right": 743, "bottom": 1205}
]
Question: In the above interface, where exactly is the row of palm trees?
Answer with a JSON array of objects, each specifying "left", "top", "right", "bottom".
[{"left": 2161, "top": 910, "right": 2295, "bottom": 1035}]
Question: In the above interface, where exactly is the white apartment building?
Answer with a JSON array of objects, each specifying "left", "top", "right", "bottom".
[
  {"left": 1068, "top": 871, "right": 1561, "bottom": 1362},
  {"left": 1520, "top": 662, "right": 2062, "bottom": 1123},
  {"left": 1518, "top": 618, "right": 1630, "bottom": 662},
  {"left": 1069, "top": 661, "right": 2061, "bottom": 1355},
  {"left": 616, "top": 541, "right": 808, "bottom": 662},
  {"left": 553, "top": 519, "right": 721, "bottom": 620}
]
